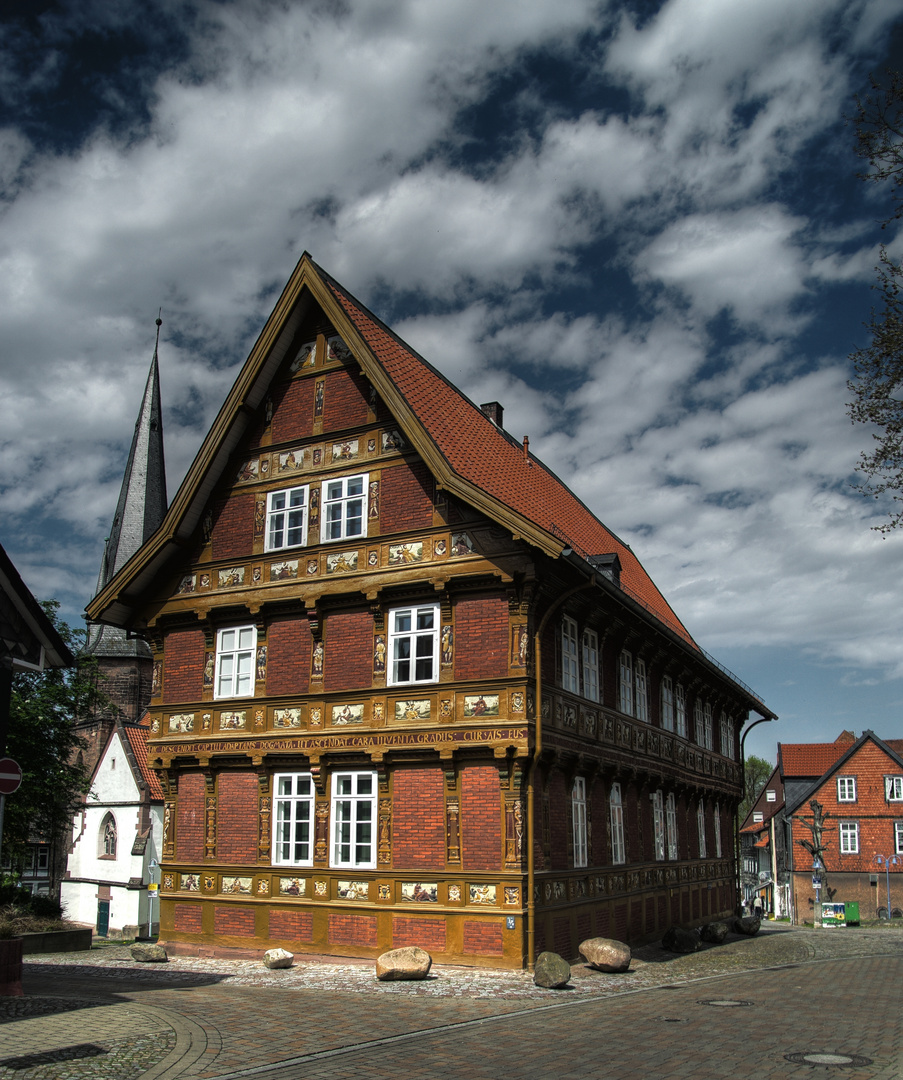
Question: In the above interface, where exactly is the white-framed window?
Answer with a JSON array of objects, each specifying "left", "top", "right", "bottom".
[
  {"left": 582, "top": 629, "right": 599, "bottom": 702},
  {"left": 895, "top": 821, "right": 903, "bottom": 856},
  {"left": 697, "top": 799, "right": 707, "bottom": 858},
  {"left": 572, "top": 777, "right": 588, "bottom": 868},
  {"left": 839, "top": 821, "right": 859, "bottom": 855},
  {"left": 661, "top": 676, "right": 674, "bottom": 731},
  {"left": 561, "top": 616, "right": 579, "bottom": 694},
  {"left": 635, "top": 658, "right": 648, "bottom": 722},
  {"left": 651, "top": 790, "right": 665, "bottom": 861},
  {"left": 265, "top": 485, "right": 309, "bottom": 551},
  {"left": 766, "top": 789, "right": 776, "bottom": 803},
  {"left": 714, "top": 802, "right": 722, "bottom": 858},
  {"left": 331, "top": 771, "right": 377, "bottom": 869},
  {"left": 98, "top": 812, "right": 117, "bottom": 858},
  {"left": 703, "top": 702, "right": 713, "bottom": 750},
  {"left": 610, "top": 783, "right": 625, "bottom": 864},
  {"left": 720, "top": 712, "right": 730, "bottom": 757},
  {"left": 675, "top": 684, "right": 687, "bottom": 738},
  {"left": 323, "top": 473, "right": 368, "bottom": 541},
  {"left": 753, "top": 811, "right": 764, "bottom": 823},
  {"left": 838, "top": 776, "right": 857, "bottom": 802},
  {"left": 885, "top": 776, "right": 903, "bottom": 801},
  {"left": 215, "top": 625, "right": 256, "bottom": 699},
  {"left": 724, "top": 714, "right": 736, "bottom": 758},
  {"left": 619, "top": 651, "right": 633, "bottom": 715},
  {"left": 665, "top": 792, "right": 678, "bottom": 860},
  {"left": 388, "top": 604, "right": 440, "bottom": 686},
  {"left": 272, "top": 773, "right": 314, "bottom": 866},
  {"left": 694, "top": 700, "right": 704, "bottom": 745}
]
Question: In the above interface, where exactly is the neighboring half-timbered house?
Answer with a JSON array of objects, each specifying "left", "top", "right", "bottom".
[{"left": 86, "top": 254, "right": 775, "bottom": 968}]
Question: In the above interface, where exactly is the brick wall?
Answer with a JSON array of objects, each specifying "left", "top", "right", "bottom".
[
  {"left": 176, "top": 772, "right": 206, "bottom": 862},
  {"left": 270, "top": 377, "right": 315, "bottom": 444},
  {"left": 461, "top": 765, "right": 501, "bottom": 871},
  {"left": 321, "top": 367, "right": 371, "bottom": 431},
  {"left": 210, "top": 492, "right": 255, "bottom": 561},
  {"left": 324, "top": 610, "right": 373, "bottom": 691},
  {"left": 173, "top": 903, "right": 203, "bottom": 932},
  {"left": 462, "top": 921, "right": 503, "bottom": 956},
  {"left": 266, "top": 617, "right": 311, "bottom": 696},
  {"left": 453, "top": 595, "right": 509, "bottom": 680},
  {"left": 553, "top": 916, "right": 572, "bottom": 957},
  {"left": 269, "top": 910, "right": 313, "bottom": 942},
  {"left": 216, "top": 773, "right": 259, "bottom": 863},
  {"left": 791, "top": 740, "right": 903, "bottom": 873},
  {"left": 392, "top": 766, "right": 446, "bottom": 869},
  {"left": 214, "top": 906, "right": 255, "bottom": 936},
  {"left": 380, "top": 460, "right": 434, "bottom": 532},
  {"left": 392, "top": 917, "right": 447, "bottom": 951},
  {"left": 547, "top": 770, "right": 568, "bottom": 871},
  {"left": 328, "top": 913, "right": 378, "bottom": 947},
  {"left": 163, "top": 627, "right": 206, "bottom": 703}
]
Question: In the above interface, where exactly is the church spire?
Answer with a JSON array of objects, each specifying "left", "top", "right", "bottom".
[{"left": 85, "top": 316, "right": 168, "bottom": 658}]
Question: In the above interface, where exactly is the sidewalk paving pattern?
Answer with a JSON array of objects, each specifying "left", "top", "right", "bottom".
[{"left": 4, "top": 925, "right": 903, "bottom": 1079}]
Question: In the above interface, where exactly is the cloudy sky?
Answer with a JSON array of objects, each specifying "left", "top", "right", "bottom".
[{"left": 1, "top": 0, "right": 901, "bottom": 762}]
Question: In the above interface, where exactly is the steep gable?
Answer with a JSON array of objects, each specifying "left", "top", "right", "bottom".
[{"left": 87, "top": 254, "right": 694, "bottom": 652}]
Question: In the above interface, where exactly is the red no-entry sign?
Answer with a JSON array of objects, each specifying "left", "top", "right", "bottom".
[{"left": 0, "top": 758, "right": 22, "bottom": 795}]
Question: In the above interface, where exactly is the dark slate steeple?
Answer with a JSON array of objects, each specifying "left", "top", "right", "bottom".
[{"left": 84, "top": 316, "right": 168, "bottom": 662}]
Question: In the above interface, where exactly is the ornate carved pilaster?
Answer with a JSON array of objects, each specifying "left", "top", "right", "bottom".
[
  {"left": 377, "top": 797, "right": 392, "bottom": 867},
  {"left": 258, "top": 772, "right": 271, "bottom": 864},
  {"left": 314, "top": 799, "right": 329, "bottom": 865},
  {"left": 203, "top": 771, "right": 217, "bottom": 861},
  {"left": 160, "top": 768, "right": 177, "bottom": 859},
  {"left": 443, "top": 759, "right": 461, "bottom": 866}
]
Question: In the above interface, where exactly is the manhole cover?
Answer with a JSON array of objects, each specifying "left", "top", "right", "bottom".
[
  {"left": 785, "top": 1052, "right": 873, "bottom": 1068},
  {"left": 697, "top": 999, "right": 754, "bottom": 1007}
]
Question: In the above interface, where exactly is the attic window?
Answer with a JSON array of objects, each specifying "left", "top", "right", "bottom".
[
  {"left": 766, "top": 789, "right": 776, "bottom": 802},
  {"left": 588, "top": 554, "right": 621, "bottom": 588},
  {"left": 753, "top": 812, "right": 763, "bottom": 823}
]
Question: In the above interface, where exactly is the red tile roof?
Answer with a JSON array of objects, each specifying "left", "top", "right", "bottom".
[
  {"left": 123, "top": 723, "right": 163, "bottom": 799},
  {"left": 326, "top": 277, "right": 695, "bottom": 648},
  {"left": 779, "top": 743, "right": 849, "bottom": 777}
]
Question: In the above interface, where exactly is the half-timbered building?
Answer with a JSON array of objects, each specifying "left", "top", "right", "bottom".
[{"left": 86, "top": 254, "right": 775, "bottom": 967}]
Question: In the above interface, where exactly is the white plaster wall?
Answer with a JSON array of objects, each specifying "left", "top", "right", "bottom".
[{"left": 62, "top": 731, "right": 162, "bottom": 934}]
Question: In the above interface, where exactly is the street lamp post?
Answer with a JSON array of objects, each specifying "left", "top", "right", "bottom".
[{"left": 875, "top": 853, "right": 899, "bottom": 919}]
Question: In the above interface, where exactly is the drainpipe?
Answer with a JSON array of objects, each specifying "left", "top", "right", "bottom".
[
  {"left": 736, "top": 715, "right": 775, "bottom": 912},
  {"left": 526, "top": 571, "right": 595, "bottom": 969}
]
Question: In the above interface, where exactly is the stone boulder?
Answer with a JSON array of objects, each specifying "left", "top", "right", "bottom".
[
  {"left": 578, "top": 937, "right": 631, "bottom": 972},
  {"left": 130, "top": 942, "right": 168, "bottom": 963},
  {"left": 533, "top": 951, "right": 572, "bottom": 989},
  {"left": 734, "top": 915, "right": 761, "bottom": 936},
  {"left": 263, "top": 948, "right": 294, "bottom": 969},
  {"left": 699, "top": 921, "right": 730, "bottom": 945},
  {"left": 661, "top": 926, "right": 700, "bottom": 954},
  {"left": 376, "top": 946, "right": 432, "bottom": 981}
]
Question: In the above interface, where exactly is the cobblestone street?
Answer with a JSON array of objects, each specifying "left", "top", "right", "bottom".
[{"left": 5, "top": 924, "right": 903, "bottom": 1079}]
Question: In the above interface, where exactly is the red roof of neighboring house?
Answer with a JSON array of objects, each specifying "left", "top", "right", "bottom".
[
  {"left": 754, "top": 835, "right": 770, "bottom": 848},
  {"left": 123, "top": 723, "right": 163, "bottom": 799},
  {"left": 779, "top": 732, "right": 857, "bottom": 777},
  {"left": 326, "top": 276, "right": 695, "bottom": 647}
]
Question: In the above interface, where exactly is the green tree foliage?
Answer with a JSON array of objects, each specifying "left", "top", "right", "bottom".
[
  {"left": 848, "top": 70, "right": 903, "bottom": 532},
  {"left": 739, "top": 754, "right": 773, "bottom": 823},
  {"left": 2, "top": 603, "right": 99, "bottom": 868}
]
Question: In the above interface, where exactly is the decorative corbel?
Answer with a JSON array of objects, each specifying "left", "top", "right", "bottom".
[{"left": 369, "top": 601, "right": 385, "bottom": 632}]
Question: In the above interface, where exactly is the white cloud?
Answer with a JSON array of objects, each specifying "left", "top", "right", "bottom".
[{"left": 0, "top": 0, "right": 902, "bottom": 731}]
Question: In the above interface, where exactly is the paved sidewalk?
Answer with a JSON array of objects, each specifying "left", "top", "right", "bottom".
[{"left": 5, "top": 924, "right": 903, "bottom": 1079}]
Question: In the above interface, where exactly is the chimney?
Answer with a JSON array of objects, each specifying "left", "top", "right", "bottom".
[{"left": 480, "top": 402, "right": 504, "bottom": 428}]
